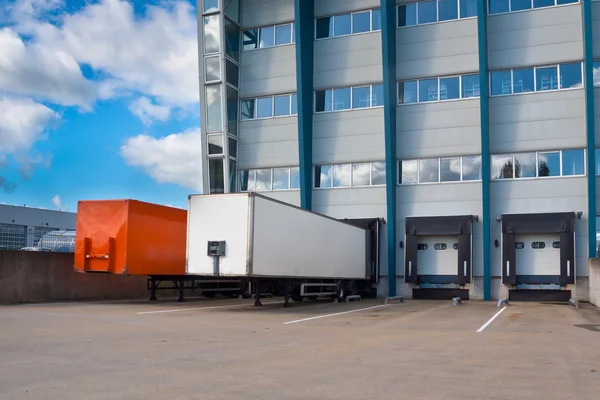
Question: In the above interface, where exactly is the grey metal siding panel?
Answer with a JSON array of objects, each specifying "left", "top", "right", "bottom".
[
  {"left": 489, "top": 90, "right": 586, "bottom": 153},
  {"left": 240, "top": 45, "right": 297, "bottom": 98},
  {"left": 238, "top": 118, "right": 299, "bottom": 168},
  {"left": 314, "top": 33, "right": 383, "bottom": 89},
  {"left": 241, "top": 0, "right": 294, "bottom": 28},
  {"left": 490, "top": 178, "right": 588, "bottom": 277},
  {"left": 315, "top": 0, "right": 380, "bottom": 16},
  {"left": 396, "top": 99, "right": 481, "bottom": 159},
  {"left": 488, "top": 6, "right": 583, "bottom": 70},
  {"left": 396, "top": 19, "right": 479, "bottom": 80},
  {"left": 313, "top": 108, "right": 385, "bottom": 164},
  {"left": 396, "top": 183, "right": 484, "bottom": 276},
  {"left": 592, "top": 1, "right": 600, "bottom": 57},
  {"left": 258, "top": 191, "right": 301, "bottom": 207}
]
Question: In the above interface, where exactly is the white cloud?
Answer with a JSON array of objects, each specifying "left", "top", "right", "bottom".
[
  {"left": 51, "top": 194, "right": 66, "bottom": 210},
  {"left": 120, "top": 128, "right": 203, "bottom": 192},
  {"left": 129, "top": 96, "right": 171, "bottom": 126}
]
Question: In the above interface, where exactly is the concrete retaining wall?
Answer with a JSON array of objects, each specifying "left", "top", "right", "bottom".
[
  {"left": 0, "top": 251, "right": 148, "bottom": 304},
  {"left": 589, "top": 258, "right": 600, "bottom": 307}
]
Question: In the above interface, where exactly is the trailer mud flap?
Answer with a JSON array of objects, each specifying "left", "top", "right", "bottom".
[{"left": 405, "top": 235, "right": 418, "bottom": 283}]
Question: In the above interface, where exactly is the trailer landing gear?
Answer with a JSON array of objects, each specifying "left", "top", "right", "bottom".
[
  {"left": 254, "top": 280, "right": 262, "bottom": 306},
  {"left": 283, "top": 282, "right": 291, "bottom": 308}
]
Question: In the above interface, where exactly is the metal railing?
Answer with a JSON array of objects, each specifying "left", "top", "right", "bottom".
[{"left": 0, "top": 230, "right": 75, "bottom": 253}]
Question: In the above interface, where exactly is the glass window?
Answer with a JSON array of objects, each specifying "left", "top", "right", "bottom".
[
  {"left": 400, "top": 160, "right": 418, "bottom": 183},
  {"left": 372, "top": 9, "right": 381, "bottom": 31},
  {"left": 228, "top": 137, "right": 237, "bottom": 158},
  {"left": 489, "top": 0, "right": 509, "bottom": 14},
  {"left": 538, "top": 151, "right": 560, "bottom": 177},
  {"left": 352, "top": 163, "right": 371, "bottom": 186},
  {"left": 273, "top": 168, "right": 290, "bottom": 190},
  {"left": 557, "top": 0, "right": 578, "bottom": 3},
  {"left": 259, "top": 26, "right": 275, "bottom": 48},
  {"left": 226, "top": 86, "right": 238, "bottom": 136},
  {"left": 256, "top": 97, "right": 273, "bottom": 118},
  {"left": 316, "top": 16, "right": 333, "bottom": 39},
  {"left": 224, "top": 0, "right": 240, "bottom": 22},
  {"left": 513, "top": 67, "right": 534, "bottom": 93},
  {"left": 229, "top": 159, "right": 237, "bottom": 193},
  {"left": 224, "top": 17, "right": 240, "bottom": 62},
  {"left": 204, "top": 0, "right": 218, "bottom": 13},
  {"left": 205, "top": 56, "right": 221, "bottom": 82},
  {"left": 207, "top": 134, "right": 223, "bottom": 155},
  {"left": 291, "top": 94, "right": 298, "bottom": 115},
  {"left": 491, "top": 70, "right": 512, "bottom": 96},
  {"left": 460, "top": 0, "right": 478, "bottom": 17},
  {"left": 255, "top": 169, "right": 272, "bottom": 190},
  {"left": 226, "top": 59, "right": 239, "bottom": 88},
  {"left": 352, "top": 86, "right": 371, "bottom": 108},
  {"left": 371, "top": 83, "right": 384, "bottom": 106},
  {"left": 243, "top": 29, "right": 258, "bottom": 50},
  {"left": 440, "top": 157, "right": 461, "bottom": 182},
  {"left": 334, "top": 14, "right": 352, "bottom": 36},
  {"left": 371, "top": 162, "right": 386, "bottom": 185},
  {"left": 275, "top": 24, "right": 292, "bottom": 46},
  {"left": 440, "top": 77, "right": 460, "bottom": 100},
  {"left": 419, "top": 78, "right": 438, "bottom": 102},
  {"left": 438, "top": 0, "right": 459, "bottom": 21},
  {"left": 239, "top": 170, "right": 251, "bottom": 191},
  {"left": 419, "top": 158, "right": 439, "bottom": 183},
  {"left": 315, "top": 89, "right": 333, "bottom": 112},
  {"left": 315, "top": 165, "right": 333, "bottom": 188},
  {"left": 353, "top": 11, "right": 371, "bottom": 34},
  {"left": 594, "top": 61, "right": 600, "bottom": 86},
  {"left": 514, "top": 152, "right": 536, "bottom": 178},
  {"left": 333, "top": 164, "right": 351, "bottom": 187},
  {"left": 491, "top": 154, "right": 514, "bottom": 179},
  {"left": 274, "top": 95, "right": 291, "bottom": 116},
  {"left": 209, "top": 159, "right": 224, "bottom": 194},
  {"left": 418, "top": 0, "right": 437, "bottom": 24},
  {"left": 290, "top": 167, "right": 300, "bottom": 189},
  {"left": 533, "top": 0, "right": 554, "bottom": 7},
  {"left": 511, "top": 0, "right": 531, "bottom": 11},
  {"left": 334, "top": 87, "right": 351, "bottom": 111},
  {"left": 536, "top": 66, "right": 558, "bottom": 91},
  {"left": 204, "top": 15, "right": 221, "bottom": 54},
  {"left": 462, "top": 155, "right": 482, "bottom": 181},
  {"left": 399, "top": 81, "right": 418, "bottom": 104},
  {"left": 560, "top": 62, "right": 583, "bottom": 89},
  {"left": 206, "top": 84, "right": 223, "bottom": 132},
  {"left": 461, "top": 74, "right": 480, "bottom": 98},
  {"left": 397, "top": 3, "right": 417, "bottom": 27},
  {"left": 562, "top": 149, "right": 585, "bottom": 176},
  {"left": 241, "top": 99, "right": 255, "bottom": 120}
]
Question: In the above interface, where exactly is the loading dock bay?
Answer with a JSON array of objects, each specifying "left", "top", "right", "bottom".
[{"left": 2, "top": 297, "right": 600, "bottom": 399}]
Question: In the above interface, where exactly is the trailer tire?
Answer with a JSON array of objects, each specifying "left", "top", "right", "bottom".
[
  {"left": 336, "top": 280, "right": 346, "bottom": 302},
  {"left": 291, "top": 285, "right": 303, "bottom": 302}
]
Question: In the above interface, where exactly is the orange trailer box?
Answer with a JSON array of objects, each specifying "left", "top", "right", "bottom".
[{"left": 74, "top": 199, "right": 187, "bottom": 276}]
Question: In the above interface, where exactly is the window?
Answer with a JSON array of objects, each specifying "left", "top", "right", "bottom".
[
  {"left": 513, "top": 68, "right": 534, "bottom": 94},
  {"left": 290, "top": 167, "right": 300, "bottom": 189},
  {"left": 204, "top": 15, "right": 221, "bottom": 55},
  {"left": 532, "top": 242, "right": 546, "bottom": 249},
  {"left": 225, "top": 0, "right": 240, "bottom": 22},
  {"left": 228, "top": 137, "right": 237, "bottom": 158},
  {"left": 489, "top": 0, "right": 580, "bottom": 14},
  {"left": 314, "top": 162, "right": 386, "bottom": 188},
  {"left": 434, "top": 243, "right": 447, "bottom": 250},
  {"left": 226, "top": 86, "right": 238, "bottom": 136},
  {"left": 399, "top": 155, "right": 482, "bottom": 184},
  {"left": 315, "top": 83, "right": 384, "bottom": 113},
  {"left": 316, "top": 8, "right": 382, "bottom": 39},
  {"left": 274, "top": 95, "right": 291, "bottom": 116},
  {"left": 398, "top": 73, "right": 480, "bottom": 104},
  {"left": 224, "top": 17, "right": 240, "bottom": 62},
  {"left": 275, "top": 23, "right": 293, "bottom": 46},
  {"left": 418, "top": 0, "right": 437, "bottom": 24},
  {"left": 256, "top": 97, "right": 273, "bottom": 118},
  {"left": 438, "top": 0, "right": 459, "bottom": 21},
  {"left": 595, "top": 148, "right": 600, "bottom": 175},
  {"left": 243, "top": 29, "right": 258, "bottom": 50},
  {"left": 490, "top": 63, "right": 582, "bottom": 96},
  {"left": 255, "top": 168, "right": 272, "bottom": 190},
  {"left": 594, "top": 61, "right": 600, "bottom": 87},
  {"left": 397, "top": 3, "right": 417, "bottom": 27},
  {"left": 259, "top": 26, "right": 275, "bottom": 48},
  {"left": 491, "top": 70, "right": 512, "bottom": 96},
  {"left": 460, "top": 0, "right": 478, "bottom": 17},
  {"left": 241, "top": 93, "right": 297, "bottom": 120},
  {"left": 536, "top": 66, "right": 558, "bottom": 91},
  {"left": 226, "top": 59, "right": 239, "bottom": 88},
  {"left": 229, "top": 159, "right": 237, "bottom": 193},
  {"left": 242, "top": 22, "right": 295, "bottom": 51},
  {"left": 398, "top": 0, "right": 476, "bottom": 27},
  {"left": 205, "top": 56, "right": 221, "bottom": 82},
  {"left": 204, "top": 0, "right": 218, "bottom": 13},
  {"left": 291, "top": 94, "right": 298, "bottom": 115},
  {"left": 491, "top": 149, "right": 585, "bottom": 180},
  {"left": 209, "top": 159, "right": 224, "bottom": 194},
  {"left": 241, "top": 99, "right": 255, "bottom": 120},
  {"left": 273, "top": 168, "right": 289, "bottom": 190},
  {"left": 206, "top": 84, "right": 223, "bottom": 132},
  {"left": 560, "top": 62, "right": 583, "bottom": 89},
  {"left": 207, "top": 134, "right": 223, "bottom": 155}
]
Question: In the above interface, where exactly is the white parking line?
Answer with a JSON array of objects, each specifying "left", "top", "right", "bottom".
[
  {"left": 283, "top": 304, "right": 390, "bottom": 325},
  {"left": 476, "top": 306, "right": 507, "bottom": 333},
  {"left": 136, "top": 301, "right": 283, "bottom": 315}
]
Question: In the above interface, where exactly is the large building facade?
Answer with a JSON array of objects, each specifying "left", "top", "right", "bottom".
[{"left": 196, "top": 0, "right": 600, "bottom": 301}]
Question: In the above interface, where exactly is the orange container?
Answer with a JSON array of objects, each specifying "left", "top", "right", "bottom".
[{"left": 74, "top": 199, "right": 187, "bottom": 276}]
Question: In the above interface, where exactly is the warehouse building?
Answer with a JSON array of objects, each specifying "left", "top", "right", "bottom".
[{"left": 196, "top": 0, "right": 600, "bottom": 301}]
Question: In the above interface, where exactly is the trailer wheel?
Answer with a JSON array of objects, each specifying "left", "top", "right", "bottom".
[
  {"left": 336, "top": 280, "right": 346, "bottom": 302},
  {"left": 291, "top": 285, "right": 303, "bottom": 302}
]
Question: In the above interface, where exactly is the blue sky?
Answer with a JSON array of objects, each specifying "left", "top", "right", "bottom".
[{"left": 0, "top": 0, "right": 203, "bottom": 211}]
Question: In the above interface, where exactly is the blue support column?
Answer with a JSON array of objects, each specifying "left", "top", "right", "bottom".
[
  {"left": 294, "top": 0, "right": 315, "bottom": 211},
  {"left": 477, "top": 0, "right": 491, "bottom": 300},
  {"left": 583, "top": 0, "right": 597, "bottom": 258},
  {"left": 380, "top": 0, "right": 398, "bottom": 297}
]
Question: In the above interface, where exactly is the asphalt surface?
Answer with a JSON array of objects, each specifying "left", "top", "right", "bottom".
[{"left": 2, "top": 296, "right": 600, "bottom": 400}]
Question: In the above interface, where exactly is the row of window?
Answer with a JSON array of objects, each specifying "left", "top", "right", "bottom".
[
  {"left": 315, "top": 83, "right": 384, "bottom": 113},
  {"left": 241, "top": 93, "right": 298, "bottom": 120},
  {"left": 490, "top": 62, "right": 583, "bottom": 96},
  {"left": 399, "top": 74, "right": 480, "bottom": 104},
  {"left": 491, "top": 149, "right": 585, "bottom": 180},
  {"left": 316, "top": 8, "right": 381, "bottom": 40},
  {"left": 239, "top": 167, "right": 300, "bottom": 192},
  {"left": 314, "top": 162, "right": 386, "bottom": 188},
  {"left": 397, "top": 0, "right": 477, "bottom": 28},
  {"left": 400, "top": 155, "right": 482, "bottom": 184},
  {"left": 243, "top": 22, "right": 295, "bottom": 51},
  {"left": 489, "top": 0, "right": 578, "bottom": 15}
]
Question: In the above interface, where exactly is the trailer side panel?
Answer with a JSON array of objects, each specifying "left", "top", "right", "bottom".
[{"left": 251, "top": 195, "right": 368, "bottom": 279}]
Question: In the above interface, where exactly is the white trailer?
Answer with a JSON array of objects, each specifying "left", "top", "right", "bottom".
[{"left": 186, "top": 193, "right": 377, "bottom": 306}]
